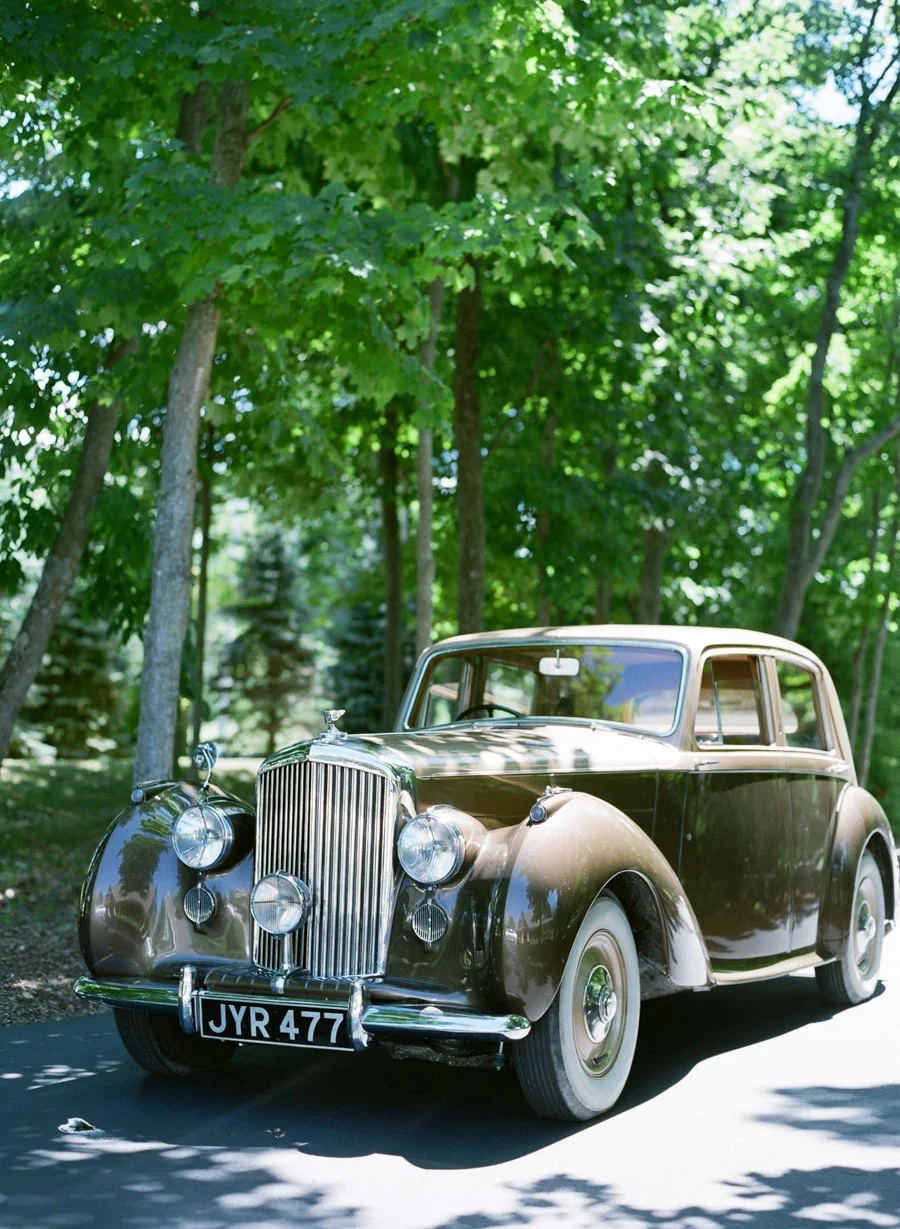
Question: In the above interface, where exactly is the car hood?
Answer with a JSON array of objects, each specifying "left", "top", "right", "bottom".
[{"left": 350, "top": 722, "right": 681, "bottom": 781}]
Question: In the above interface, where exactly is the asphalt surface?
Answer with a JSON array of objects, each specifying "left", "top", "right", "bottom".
[{"left": 1, "top": 941, "right": 898, "bottom": 1229}]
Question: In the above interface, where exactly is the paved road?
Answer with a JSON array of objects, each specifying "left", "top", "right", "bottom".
[{"left": 1, "top": 942, "right": 898, "bottom": 1229}]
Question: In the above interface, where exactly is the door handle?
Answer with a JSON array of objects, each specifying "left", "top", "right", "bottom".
[
  {"left": 826, "top": 762, "right": 850, "bottom": 775},
  {"left": 694, "top": 758, "right": 720, "bottom": 771}
]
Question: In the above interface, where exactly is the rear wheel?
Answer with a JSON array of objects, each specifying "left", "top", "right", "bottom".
[
  {"left": 515, "top": 894, "right": 640, "bottom": 1121},
  {"left": 815, "top": 849, "right": 885, "bottom": 1006},
  {"left": 114, "top": 1009, "right": 238, "bottom": 1076}
]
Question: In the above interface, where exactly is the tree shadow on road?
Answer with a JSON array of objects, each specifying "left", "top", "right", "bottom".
[
  {"left": 0, "top": 976, "right": 891, "bottom": 1227},
  {"left": 435, "top": 1162, "right": 900, "bottom": 1229}
]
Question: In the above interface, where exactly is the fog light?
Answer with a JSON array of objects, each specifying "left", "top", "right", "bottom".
[
  {"left": 184, "top": 884, "right": 216, "bottom": 926},
  {"left": 250, "top": 872, "right": 311, "bottom": 935},
  {"left": 410, "top": 900, "right": 449, "bottom": 944}
]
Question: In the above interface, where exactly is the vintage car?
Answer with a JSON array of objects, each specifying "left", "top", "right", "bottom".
[{"left": 76, "top": 625, "right": 897, "bottom": 1121}]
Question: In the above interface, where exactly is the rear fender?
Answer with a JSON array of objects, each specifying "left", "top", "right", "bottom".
[
  {"left": 493, "top": 790, "right": 710, "bottom": 1022},
  {"left": 817, "top": 784, "right": 897, "bottom": 957}
]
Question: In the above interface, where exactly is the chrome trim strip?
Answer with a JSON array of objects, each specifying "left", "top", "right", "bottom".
[
  {"left": 399, "top": 637, "right": 690, "bottom": 739},
  {"left": 362, "top": 1005, "right": 531, "bottom": 1041},
  {"left": 74, "top": 976, "right": 530, "bottom": 1043},
  {"left": 178, "top": 965, "right": 197, "bottom": 1034},
  {"left": 74, "top": 976, "right": 179, "bottom": 1012},
  {"left": 259, "top": 740, "right": 407, "bottom": 779},
  {"left": 349, "top": 981, "right": 370, "bottom": 1051},
  {"left": 711, "top": 951, "right": 826, "bottom": 984}
]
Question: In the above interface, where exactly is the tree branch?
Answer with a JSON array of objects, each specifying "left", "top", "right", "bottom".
[
  {"left": 808, "top": 412, "right": 900, "bottom": 577},
  {"left": 858, "top": 0, "right": 885, "bottom": 101},
  {"left": 247, "top": 96, "right": 293, "bottom": 144}
]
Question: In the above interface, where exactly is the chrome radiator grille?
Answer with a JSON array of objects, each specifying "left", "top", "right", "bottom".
[{"left": 253, "top": 757, "right": 398, "bottom": 979}]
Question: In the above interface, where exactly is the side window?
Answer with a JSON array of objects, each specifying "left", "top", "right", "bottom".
[
  {"left": 420, "top": 655, "right": 466, "bottom": 726},
  {"left": 694, "top": 656, "right": 768, "bottom": 746},
  {"left": 483, "top": 660, "right": 536, "bottom": 716},
  {"left": 776, "top": 662, "right": 825, "bottom": 750}
]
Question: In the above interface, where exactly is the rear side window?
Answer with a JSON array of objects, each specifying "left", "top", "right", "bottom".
[
  {"left": 776, "top": 662, "right": 825, "bottom": 750},
  {"left": 695, "top": 656, "right": 768, "bottom": 746}
]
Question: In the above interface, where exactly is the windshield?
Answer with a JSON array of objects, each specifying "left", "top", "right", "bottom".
[{"left": 408, "top": 642, "right": 684, "bottom": 735}]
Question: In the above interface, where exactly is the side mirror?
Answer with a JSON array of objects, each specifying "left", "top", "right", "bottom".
[{"left": 192, "top": 741, "right": 219, "bottom": 789}]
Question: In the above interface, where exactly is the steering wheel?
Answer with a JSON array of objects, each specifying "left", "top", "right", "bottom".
[{"left": 454, "top": 703, "right": 524, "bottom": 722}]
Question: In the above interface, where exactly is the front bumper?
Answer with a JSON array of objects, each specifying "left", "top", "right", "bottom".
[{"left": 74, "top": 967, "right": 531, "bottom": 1051}]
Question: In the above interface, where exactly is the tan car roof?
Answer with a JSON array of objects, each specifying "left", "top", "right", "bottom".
[{"left": 430, "top": 624, "right": 826, "bottom": 668}]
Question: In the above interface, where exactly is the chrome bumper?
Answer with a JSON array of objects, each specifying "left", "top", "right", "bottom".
[{"left": 74, "top": 969, "right": 531, "bottom": 1050}]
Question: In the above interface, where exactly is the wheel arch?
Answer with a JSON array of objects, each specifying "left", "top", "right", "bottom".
[
  {"left": 862, "top": 828, "right": 896, "bottom": 931},
  {"left": 603, "top": 870, "right": 680, "bottom": 1001},
  {"left": 493, "top": 789, "right": 711, "bottom": 1022},
  {"left": 817, "top": 783, "right": 898, "bottom": 958}
]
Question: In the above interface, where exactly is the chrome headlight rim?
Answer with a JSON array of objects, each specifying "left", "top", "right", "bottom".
[
  {"left": 397, "top": 808, "right": 466, "bottom": 887},
  {"left": 250, "top": 871, "right": 312, "bottom": 936},
  {"left": 172, "top": 804, "right": 234, "bottom": 871}
]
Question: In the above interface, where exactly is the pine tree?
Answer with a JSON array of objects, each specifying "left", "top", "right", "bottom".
[
  {"left": 327, "top": 597, "right": 386, "bottom": 734},
  {"left": 219, "top": 531, "right": 314, "bottom": 757},
  {"left": 328, "top": 584, "right": 416, "bottom": 733},
  {"left": 21, "top": 598, "right": 123, "bottom": 757}
]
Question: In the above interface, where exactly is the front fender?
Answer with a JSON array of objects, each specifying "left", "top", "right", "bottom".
[
  {"left": 818, "top": 784, "right": 897, "bottom": 957},
  {"left": 493, "top": 790, "right": 710, "bottom": 1022},
  {"left": 78, "top": 782, "right": 255, "bottom": 980}
]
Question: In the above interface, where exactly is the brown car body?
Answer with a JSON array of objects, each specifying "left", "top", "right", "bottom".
[{"left": 77, "top": 625, "right": 897, "bottom": 1062}]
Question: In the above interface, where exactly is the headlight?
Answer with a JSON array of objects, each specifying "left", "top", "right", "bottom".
[
  {"left": 250, "top": 872, "right": 311, "bottom": 935},
  {"left": 398, "top": 809, "right": 465, "bottom": 886},
  {"left": 172, "top": 805, "right": 233, "bottom": 870}
]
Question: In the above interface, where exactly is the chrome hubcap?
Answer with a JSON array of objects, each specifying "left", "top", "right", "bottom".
[
  {"left": 572, "top": 931, "right": 626, "bottom": 1078},
  {"left": 583, "top": 964, "right": 618, "bottom": 1042},
  {"left": 855, "top": 891, "right": 878, "bottom": 970}
]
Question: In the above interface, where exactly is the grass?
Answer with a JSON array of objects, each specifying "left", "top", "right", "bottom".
[{"left": 0, "top": 758, "right": 257, "bottom": 1026}]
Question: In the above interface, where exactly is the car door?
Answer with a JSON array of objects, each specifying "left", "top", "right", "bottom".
[
  {"left": 677, "top": 651, "right": 793, "bottom": 966},
  {"left": 766, "top": 655, "right": 848, "bottom": 954}
]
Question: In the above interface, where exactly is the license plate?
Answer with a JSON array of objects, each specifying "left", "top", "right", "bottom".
[{"left": 198, "top": 997, "right": 353, "bottom": 1051}]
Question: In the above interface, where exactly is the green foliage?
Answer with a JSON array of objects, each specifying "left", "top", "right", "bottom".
[{"left": 4, "top": 0, "right": 900, "bottom": 822}]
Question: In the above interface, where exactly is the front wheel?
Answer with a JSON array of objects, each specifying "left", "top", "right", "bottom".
[
  {"left": 515, "top": 894, "right": 640, "bottom": 1121},
  {"left": 815, "top": 849, "right": 885, "bottom": 1006},
  {"left": 114, "top": 1009, "right": 238, "bottom": 1076}
]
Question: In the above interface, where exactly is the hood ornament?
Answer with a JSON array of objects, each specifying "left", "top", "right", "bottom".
[
  {"left": 319, "top": 709, "right": 346, "bottom": 744},
  {"left": 192, "top": 741, "right": 219, "bottom": 789}
]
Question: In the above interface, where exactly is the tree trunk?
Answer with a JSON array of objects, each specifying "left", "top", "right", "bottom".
[
  {"left": 858, "top": 590, "right": 891, "bottom": 789},
  {"left": 172, "top": 697, "right": 186, "bottom": 775},
  {"left": 191, "top": 423, "right": 213, "bottom": 751},
  {"left": 265, "top": 654, "right": 278, "bottom": 759},
  {"left": 380, "top": 402, "right": 403, "bottom": 729},
  {"left": 454, "top": 257, "right": 484, "bottom": 634},
  {"left": 637, "top": 526, "right": 668, "bottom": 623},
  {"left": 592, "top": 440, "right": 618, "bottom": 625},
  {"left": 594, "top": 576, "right": 611, "bottom": 624},
  {"left": 848, "top": 487, "right": 882, "bottom": 749},
  {"left": 536, "top": 412, "right": 557, "bottom": 625},
  {"left": 415, "top": 277, "right": 444, "bottom": 658},
  {"left": 0, "top": 339, "right": 135, "bottom": 765},
  {"left": 177, "top": 81, "right": 210, "bottom": 154},
  {"left": 859, "top": 471, "right": 900, "bottom": 786},
  {"left": 134, "top": 81, "right": 248, "bottom": 783}
]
